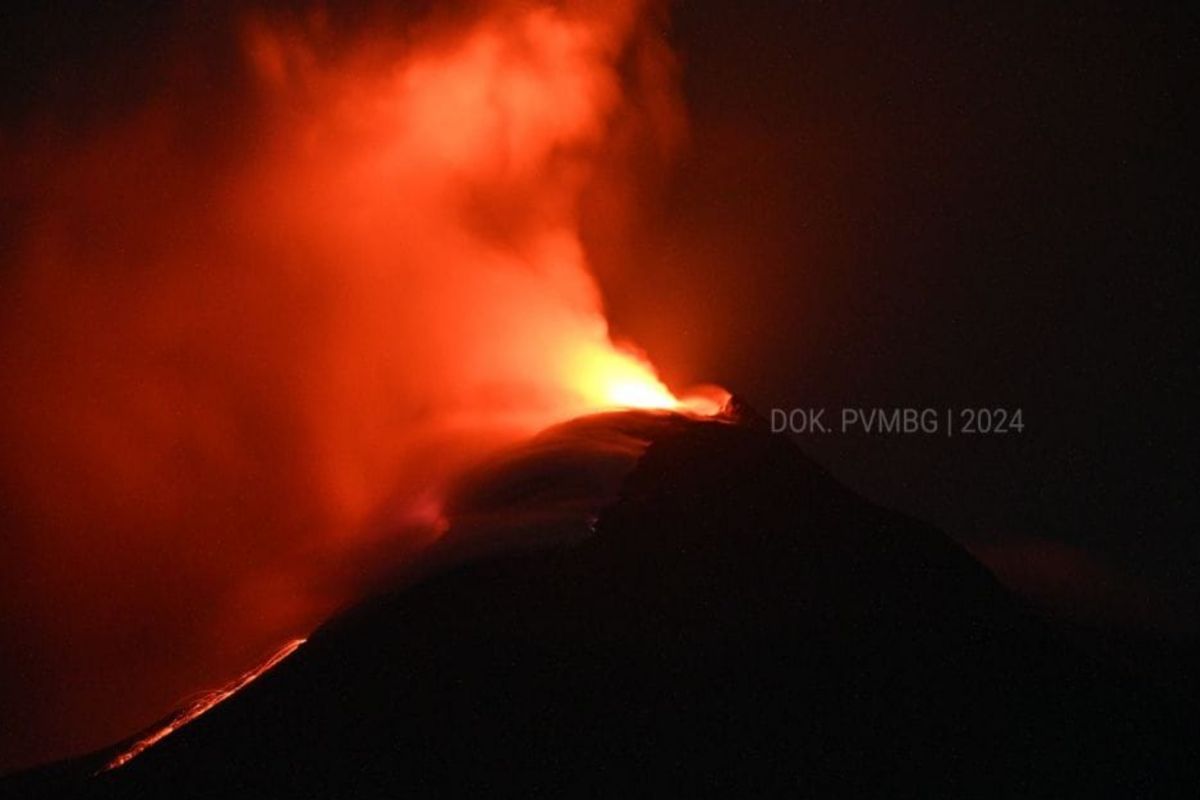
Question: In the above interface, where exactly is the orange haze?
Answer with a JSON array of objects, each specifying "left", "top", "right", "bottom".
[{"left": 0, "top": 0, "right": 693, "bottom": 771}]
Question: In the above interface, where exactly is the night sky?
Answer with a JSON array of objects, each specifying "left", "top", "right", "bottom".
[
  {"left": 595, "top": 1, "right": 1195, "bottom": 599},
  {"left": 4, "top": 2, "right": 1192, "bottom": 583}
]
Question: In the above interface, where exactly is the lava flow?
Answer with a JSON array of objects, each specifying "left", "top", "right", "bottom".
[{"left": 100, "top": 638, "right": 307, "bottom": 773}]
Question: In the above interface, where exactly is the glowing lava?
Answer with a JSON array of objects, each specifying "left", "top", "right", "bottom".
[
  {"left": 100, "top": 638, "right": 307, "bottom": 773},
  {"left": 574, "top": 344, "right": 680, "bottom": 412}
]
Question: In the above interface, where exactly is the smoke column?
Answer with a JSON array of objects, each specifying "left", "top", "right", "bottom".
[{"left": 0, "top": 0, "right": 685, "bottom": 770}]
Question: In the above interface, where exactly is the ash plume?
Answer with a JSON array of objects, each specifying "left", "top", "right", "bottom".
[{"left": 0, "top": 0, "right": 683, "bottom": 771}]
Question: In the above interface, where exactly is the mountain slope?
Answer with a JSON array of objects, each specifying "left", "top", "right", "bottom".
[{"left": 11, "top": 411, "right": 1194, "bottom": 797}]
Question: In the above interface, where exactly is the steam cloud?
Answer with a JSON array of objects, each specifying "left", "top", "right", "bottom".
[{"left": 0, "top": 0, "right": 683, "bottom": 770}]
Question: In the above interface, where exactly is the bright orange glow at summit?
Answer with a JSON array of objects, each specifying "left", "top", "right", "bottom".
[{"left": 573, "top": 344, "right": 680, "bottom": 411}]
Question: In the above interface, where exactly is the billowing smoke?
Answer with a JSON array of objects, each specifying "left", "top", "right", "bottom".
[{"left": 0, "top": 0, "right": 685, "bottom": 770}]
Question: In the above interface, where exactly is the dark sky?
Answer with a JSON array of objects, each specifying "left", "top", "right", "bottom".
[
  {"left": 594, "top": 1, "right": 1195, "bottom": 596},
  {"left": 1, "top": 1, "right": 1194, "bottom": 605}
]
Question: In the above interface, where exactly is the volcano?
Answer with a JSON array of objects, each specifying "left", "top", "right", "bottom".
[{"left": 7, "top": 405, "right": 1193, "bottom": 797}]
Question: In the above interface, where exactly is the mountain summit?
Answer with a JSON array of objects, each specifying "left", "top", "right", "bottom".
[{"left": 10, "top": 410, "right": 1192, "bottom": 797}]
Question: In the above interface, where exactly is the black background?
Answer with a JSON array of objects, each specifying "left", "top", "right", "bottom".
[{"left": 598, "top": 1, "right": 1195, "bottom": 597}]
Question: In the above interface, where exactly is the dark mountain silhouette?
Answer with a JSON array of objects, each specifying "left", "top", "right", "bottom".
[{"left": 7, "top": 408, "right": 1194, "bottom": 797}]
